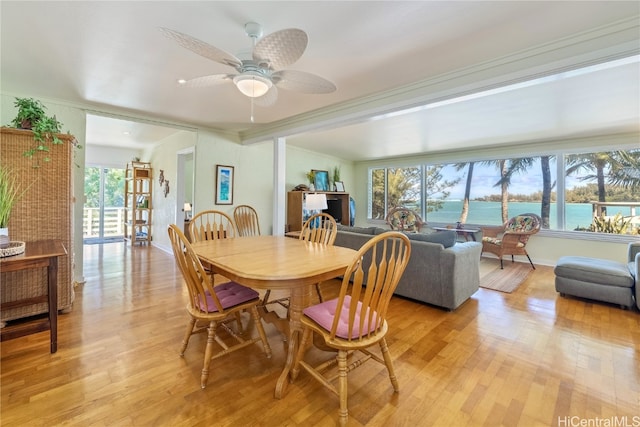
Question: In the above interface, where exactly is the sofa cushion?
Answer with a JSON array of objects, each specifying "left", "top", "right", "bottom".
[
  {"left": 404, "top": 230, "right": 457, "bottom": 248},
  {"left": 336, "top": 225, "right": 377, "bottom": 235},
  {"left": 555, "top": 256, "right": 634, "bottom": 288}
]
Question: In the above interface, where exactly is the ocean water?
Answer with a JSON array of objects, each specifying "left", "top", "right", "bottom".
[{"left": 425, "top": 201, "right": 598, "bottom": 230}]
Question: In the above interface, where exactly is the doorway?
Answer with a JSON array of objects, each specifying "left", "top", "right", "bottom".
[{"left": 84, "top": 166, "right": 125, "bottom": 244}]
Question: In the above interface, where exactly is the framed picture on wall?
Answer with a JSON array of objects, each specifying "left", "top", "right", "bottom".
[
  {"left": 312, "top": 169, "right": 329, "bottom": 191},
  {"left": 215, "top": 164, "right": 234, "bottom": 205}
]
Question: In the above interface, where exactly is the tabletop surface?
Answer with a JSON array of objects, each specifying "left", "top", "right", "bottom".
[
  {"left": 191, "top": 235, "right": 356, "bottom": 289},
  {"left": 0, "top": 240, "right": 67, "bottom": 264}
]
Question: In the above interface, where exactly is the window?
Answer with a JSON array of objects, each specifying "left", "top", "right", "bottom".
[{"left": 368, "top": 148, "right": 639, "bottom": 235}]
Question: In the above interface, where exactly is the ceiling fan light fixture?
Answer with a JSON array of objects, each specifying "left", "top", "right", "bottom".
[{"left": 233, "top": 74, "right": 272, "bottom": 98}]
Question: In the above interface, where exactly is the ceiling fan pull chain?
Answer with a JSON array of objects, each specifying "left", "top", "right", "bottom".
[{"left": 250, "top": 97, "right": 255, "bottom": 123}]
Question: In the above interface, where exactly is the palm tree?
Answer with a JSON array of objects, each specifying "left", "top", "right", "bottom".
[
  {"left": 566, "top": 150, "right": 640, "bottom": 215},
  {"left": 454, "top": 162, "right": 475, "bottom": 223},
  {"left": 540, "top": 156, "right": 555, "bottom": 229}
]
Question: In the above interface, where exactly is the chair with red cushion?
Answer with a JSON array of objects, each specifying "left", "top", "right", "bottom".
[
  {"left": 291, "top": 231, "right": 411, "bottom": 426},
  {"left": 167, "top": 224, "right": 271, "bottom": 389}
]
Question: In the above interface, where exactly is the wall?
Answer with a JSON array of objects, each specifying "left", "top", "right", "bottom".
[
  {"left": 86, "top": 145, "right": 141, "bottom": 168},
  {"left": 144, "top": 130, "right": 197, "bottom": 251}
]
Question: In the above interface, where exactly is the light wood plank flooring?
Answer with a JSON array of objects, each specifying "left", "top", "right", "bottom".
[{"left": 2, "top": 243, "right": 639, "bottom": 426}]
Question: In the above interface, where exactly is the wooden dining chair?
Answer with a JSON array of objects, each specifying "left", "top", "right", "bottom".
[
  {"left": 233, "top": 205, "right": 261, "bottom": 237},
  {"left": 291, "top": 231, "right": 411, "bottom": 426},
  {"left": 263, "top": 213, "right": 338, "bottom": 312},
  {"left": 188, "top": 210, "right": 236, "bottom": 242},
  {"left": 167, "top": 224, "right": 272, "bottom": 389},
  {"left": 300, "top": 213, "right": 338, "bottom": 302}
]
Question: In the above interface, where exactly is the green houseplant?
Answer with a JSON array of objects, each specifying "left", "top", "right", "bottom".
[
  {"left": 8, "top": 97, "right": 68, "bottom": 164},
  {"left": 0, "top": 166, "right": 34, "bottom": 247}
]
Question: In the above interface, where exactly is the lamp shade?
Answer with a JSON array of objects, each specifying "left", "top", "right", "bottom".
[
  {"left": 305, "top": 193, "right": 328, "bottom": 211},
  {"left": 233, "top": 74, "right": 272, "bottom": 98}
]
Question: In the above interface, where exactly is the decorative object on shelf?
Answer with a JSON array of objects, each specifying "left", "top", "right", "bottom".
[
  {"left": 305, "top": 170, "right": 316, "bottom": 191},
  {"left": 8, "top": 97, "right": 79, "bottom": 166},
  {"left": 158, "top": 169, "right": 165, "bottom": 185},
  {"left": 163, "top": 180, "right": 170, "bottom": 197},
  {"left": 334, "top": 181, "right": 345, "bottom": 192},
  {"left": 332, "top": 165, "right": 341, "bottom": 187},
  {"left": 215, "top": 164, "right": 234, "bottom": 205},
  {"left": 0, "top": 241, "right": 26, "bottom": 258},
  {"left": 184, "top": 202, "right": 192, "bottom": 220},
  {"left": 312, "top": 169, "right": 329, "bottom": 192}
]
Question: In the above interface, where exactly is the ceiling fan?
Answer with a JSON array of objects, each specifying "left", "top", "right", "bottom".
[{"left": 160, "top": 22, "right": 336, "bottom": 115}]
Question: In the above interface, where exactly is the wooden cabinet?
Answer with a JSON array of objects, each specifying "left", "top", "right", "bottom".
[
  {"left": 0, "top": 128, "right": 75, "bottom": 323},
  {"left": 124, "top": 162, "right": 152, "bottom": 245},
  {"left": 287, "top": 191, "right": 350, "bottom": 231}
]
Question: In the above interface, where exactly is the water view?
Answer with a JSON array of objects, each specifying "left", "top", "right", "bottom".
[{"left": 426, "top": 201, "right": 598, "bottom": 230}]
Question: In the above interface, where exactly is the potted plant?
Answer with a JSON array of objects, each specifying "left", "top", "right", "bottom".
[
  {"left": 8, "top": 97, "right": 70, "bottom": 164},
  {"left": 306, "top": 170, "right": 316, "bottom": 190},
  {"left": 0, "top": 166, "right": 34, "bottom": 248}
]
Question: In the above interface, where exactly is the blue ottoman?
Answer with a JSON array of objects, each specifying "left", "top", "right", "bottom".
[{"left": 554, "top": 256, "right": 635, "bottom": 309}]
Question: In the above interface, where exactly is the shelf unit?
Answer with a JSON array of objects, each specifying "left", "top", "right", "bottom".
[
  {"left": 287, "top": 191, "right": 350, "bottom": 231},
  {"left": 124, "top": 161, "right": 153, "bottom": 245}
]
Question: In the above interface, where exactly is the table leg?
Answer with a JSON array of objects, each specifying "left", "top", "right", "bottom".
[
  {"left": 48, "top": 256, "right": 58, "bottom": 353},
  {"left": 274, "top": 283, "right": 311, "bottom": 399}
]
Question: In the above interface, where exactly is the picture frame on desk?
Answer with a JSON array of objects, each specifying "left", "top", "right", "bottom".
[
  {"left": 215, "top": 164, "right": 234, "bottom": 205},
  {"left": 312, "top": 170, "right": 329, "bottom": 191},
  {"left": 334, "top": 181, "right": 345, "bottom": 192}
]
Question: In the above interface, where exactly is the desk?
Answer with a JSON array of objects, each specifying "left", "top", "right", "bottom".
[
  {"left": 432, "top": 226, "right": 480, "bottom": 241},
  {"left": 0, "top": 240, "right": 67, "bottom": 353},
  {"left": 191, "top": 235, "right": 356, "bottom": 398}
]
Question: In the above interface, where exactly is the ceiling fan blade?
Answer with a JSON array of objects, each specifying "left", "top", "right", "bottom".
[
  {"left": 160, "top": 27, "right": 242, "bottom": 69},
  {"left": 178, "top": 74, "right": 234, "bottom": 88},
  {"left": 253, "top": 28, "right": 307, "bottom": 70},
  {"left": 253, "top": 86, "right": 278, "bottom": 107},
  {"left": 272, "top": 70, "right": 336, "bottom": 94}
]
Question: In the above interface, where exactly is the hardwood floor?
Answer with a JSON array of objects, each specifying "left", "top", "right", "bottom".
[{"left": 2, "top": 243, "right": 639, "bottom": 426}]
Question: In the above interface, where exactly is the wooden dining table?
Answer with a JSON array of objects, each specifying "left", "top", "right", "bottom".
[{"left": 191, "top": 235, "right": 356, "bottom": 398}]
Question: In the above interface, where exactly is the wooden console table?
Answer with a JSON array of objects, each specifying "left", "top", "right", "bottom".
[{"left": 0, "top": 240, "right": 67, "bottom": 353}]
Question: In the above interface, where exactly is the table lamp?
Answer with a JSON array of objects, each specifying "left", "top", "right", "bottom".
[
  {"left": 305, "top": 193, "right": 327, "bottom": 228},
  {"left": 184, "top": 202, "right": 192, "bottom": 220}
]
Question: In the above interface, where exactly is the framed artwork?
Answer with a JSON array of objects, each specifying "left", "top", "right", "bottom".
[
  {"left": 334, "top": 181, "right": 345, "bottom": 192},
  {"left": 215, "top": 164, "right": 234, "bottom": 205},
  {"left": 313, "top": 169, "right": 329, "bottom": 192}
]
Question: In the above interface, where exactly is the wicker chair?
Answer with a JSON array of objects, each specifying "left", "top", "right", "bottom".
[
  {"left": 167, "top": 224, "right": 271, "bottom": 389},
  {"left": 291, "top": 231, "right": 412, "bottom": 426},
  {"left": 233, "top": 205, "right": 261, "bottom": 237},
  {"left": 480, "top": 213, "right": 541, "bottom": 269},
  {"left": 385, "top": 207, "right": 425, "bottom": 232}
]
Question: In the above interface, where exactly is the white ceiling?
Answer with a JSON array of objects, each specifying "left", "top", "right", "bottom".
[{"left": 1, "top": 1, "right": 638, "bottom": 160}]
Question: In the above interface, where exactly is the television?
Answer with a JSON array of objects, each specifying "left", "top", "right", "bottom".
[{"left": 323, "top": 198, "right": 342, "bottom": 223}]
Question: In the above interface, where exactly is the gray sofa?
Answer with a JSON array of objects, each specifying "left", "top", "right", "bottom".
[
  {"left": 554, "top": 242, "right": 639, "bottom": 310},
  {"left": 334, "top": 225, "right": 482, "bottom": 310}
]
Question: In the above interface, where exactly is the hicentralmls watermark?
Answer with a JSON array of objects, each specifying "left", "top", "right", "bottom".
[{"left": 558, "top": 416, "right": 640, "bottom": 427}]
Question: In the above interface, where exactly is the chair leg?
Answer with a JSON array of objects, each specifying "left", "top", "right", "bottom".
[
  {"left": 337, "top": 349, "right": 349, "bottom": 427},
  {"left": 291, "top": 327, "right": 312, "bottom": 381},
  {"left": 249, "top": 306, "right": 272, "bottom": 358},
  {"left": 526, "top": 253, "right": 536, "bottom": 270},
  {"left": 500, "top": 258, "right": 504, "bottom": 269},
  {"left": 379, "top": 338, "right": 399, "bottom": 392},
  {"left": 201, "top": 321, "right": 218, "bottom": 389},
  {"left": 315, "top": 283, "right": 324, "bottom": 302},
  {"left": 180, "top": 317, "right": 197, "bottom": 356}
]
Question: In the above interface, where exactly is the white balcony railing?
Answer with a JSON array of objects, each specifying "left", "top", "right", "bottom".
[{"left": 83, "top": 207, "right": 125, "bottom": 238}]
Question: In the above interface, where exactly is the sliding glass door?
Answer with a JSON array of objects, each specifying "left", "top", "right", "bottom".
[{"left": 84, "top": 166, "right": 125, "bottom": 243}]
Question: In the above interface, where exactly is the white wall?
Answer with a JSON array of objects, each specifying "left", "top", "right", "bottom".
[{"left": 85, "top": 145, "right": 141, "bottom": 168}]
